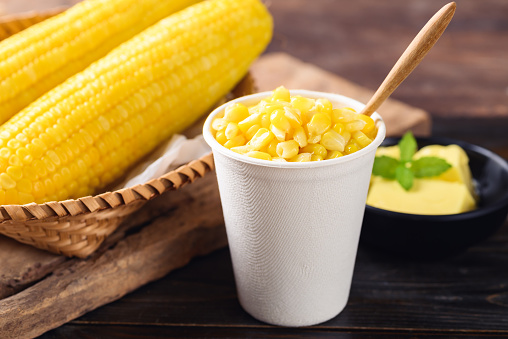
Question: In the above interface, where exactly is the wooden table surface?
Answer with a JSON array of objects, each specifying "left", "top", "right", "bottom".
[{"left": 1, "top": 0, "right": 508, "bottom": 338}]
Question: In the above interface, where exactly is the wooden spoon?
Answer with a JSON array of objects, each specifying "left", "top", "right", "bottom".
[{"left": 360, "top": 2, "right": 456, "bottom": 116}]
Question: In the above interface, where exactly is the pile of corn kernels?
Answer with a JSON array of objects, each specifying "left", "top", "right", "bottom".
[{"left": 211, "top": 86, "right": 377, "bottom": 162}]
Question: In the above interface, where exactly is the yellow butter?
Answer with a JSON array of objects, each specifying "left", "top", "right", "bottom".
[
  {"left": 375, "top": 145, "right": 400, "bottom": 159},
  {"left": 367, "top": 177, "right": 476, "bottom": 215},
  {"left": 368, "top": 144, "right": 476, "bottom": 215},
  {"left": 414, "top": 145, "right": 474, "bottom": 195}
]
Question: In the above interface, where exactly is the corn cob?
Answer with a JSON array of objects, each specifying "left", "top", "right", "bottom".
[
  {"left": 0, "top": 0, "right": 272, "bottom": 205},
  {"left": 0, "top": 0, "right": 202, "bottom": 124}
]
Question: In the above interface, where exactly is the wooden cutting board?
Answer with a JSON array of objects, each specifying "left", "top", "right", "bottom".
[{"left": 0, "top": 53, "right": 430, "bottom": 339}]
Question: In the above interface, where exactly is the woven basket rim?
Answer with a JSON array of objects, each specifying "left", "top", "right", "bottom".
[{"left": 0, "top": 152, "right": 214, "bottom": 223}]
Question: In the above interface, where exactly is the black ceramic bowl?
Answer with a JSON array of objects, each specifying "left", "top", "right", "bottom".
[{"left": 360, "top": 137, "right": 508, "bottom": 260}]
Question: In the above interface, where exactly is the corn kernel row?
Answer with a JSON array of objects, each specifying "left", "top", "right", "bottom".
[{"left": 211, "top": 86, "right": 377, "bottom": 162}]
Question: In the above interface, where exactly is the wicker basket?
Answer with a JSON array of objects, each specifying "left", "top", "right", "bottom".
[{"left": 0, "top": 9, "right": 254, "bottom": 258}]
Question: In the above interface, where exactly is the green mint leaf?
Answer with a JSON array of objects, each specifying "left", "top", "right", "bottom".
[
  {"left": 398, "top": 131, "right": 417, "bottom": 163},
  {"left": 395, "top": 164, "right": 414, "bottom": 190},
  {"left": 372, "top": 156, "right": 399, "bottom": 179},
  {"left": 412, "top": 156, "right": 452, "bottom": 178}
]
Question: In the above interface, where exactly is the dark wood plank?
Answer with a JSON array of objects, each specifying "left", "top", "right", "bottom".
[
  {"left": 0, "top": 235, "right": 64, "bottom": 299},
  {"left": 38, "top": 222, "right": 508, "bottom": 337},
  {"left": 40, "top": 324, "right": 508, "bottom": 339}
]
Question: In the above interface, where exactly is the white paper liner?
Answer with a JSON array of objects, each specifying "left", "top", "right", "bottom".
[{"left": 115, "top": 134, "right": 211, "bottom": 190}]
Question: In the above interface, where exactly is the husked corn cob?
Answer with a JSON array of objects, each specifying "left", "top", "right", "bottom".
[
  {"left": 0, "top": 0, "right": 201, "bottom": 124},
  {"left": 0, "top": 0, "right": 273, "bottom": 205}
]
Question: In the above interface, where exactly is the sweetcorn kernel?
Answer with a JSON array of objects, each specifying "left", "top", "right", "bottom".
[
  {"left": 332, "top": 108, "right": 356, "bottom": 123},
  {"left": 276, "top": 140, "right": 299, "bottom": 159},
  {"left": 345, "top": 119, "right": 367, "bottom": 132},
  {"left": 225, "top": 122, "right": 240, "bottom": 139},
  {"left": 224, "top": 135, "right": 246, "bottom": 149},
  {"left": 245, "top": 124, "right": 262, "bottom": 140},
  {"left": 320, "top": 130, "right": 346, "bottom": 152},
  {"left": 332, "top": 123, "right": 345, "bottom": 134},
  {"left": 19, "top": 192, "right": 34, "bottom": 205},
  {"left": 6, "top": 165, "right": 23, "bottom": 181},
  {"left": 238, "top": 113, "right": 261, "bottom": 133},
  {"left": 23, "top": 166, "right": 37, "bottom": 181},
  {"left": 340, "top": 131, "right": 351, "bottom": 144},
  {"left": 326, "top": 150, "right": 344, "bottom": 159},
  {"left": 270, "top": 124, "right": 286, "bottom": 142},
  {"left": 289, "top": 153, "right": 312, "bottom": 162},
  {"left": 290, "top": 96, "right": 315, "bottom": 115},
  {"left": 212, "top": 117, "right": 228, "bottom": 131},
  {"left": 284, "top": 107, "right": 302, "bottom": 128},
  {"left": 266, "top": 139, "right": 279, "bottom": 157},
  {"left": 292, "top": 125, "right": 308, "bottom": 148},
  {"left": 249, "top": 128, "right": 274, "bottom": 150},
  {"left": 352, "top": 131, "right": 372, "bottom": 148},
  {"left": 365, "top": 128, "right": 377, "bottom": 140},
  {"left": 5, "top": 188, "right": 18, "bottom": 204},
  {"left": 215, "top": 130, "right": 228, "bottom": 145},
  {"left": 0, "top": 173, "right": 15, "bottom": 190},
  {"left": 272, "top": 157, "right": 287, "bottom": 162},
  {"left": 231, "top": 145, "right": 254, "bottom": 154},
  {"left": 210, "top": 86, "right": 378, "bottom": 162},
  {"left": 307, "top": 113, "right": 331, "bottom": 140},
  {"left": 308, "top": 134, "right": 321, "bottom": 144},
  {"left": 270, "top": 109, "right": 291, "bottom": 132},
  {"left": 260, "top": 113, "right": 271, "bottom": 129},
  {"left": 315, "top": 98, "right": 332, "bottom": 114},
  {"left": 245, "top": 151, "right": 272, "bottom": 161},
  {"left": 301, "top": 144, "right": 327, "bottom": 158},
  {"left": 272, "top": 86, "right": 291, "bottom": 102},
  {"left": 262, "top": 102, "right": 285, "bottom": 115},
  {"left": 357, "top": 114, "right": 375, "bottom": 134},
  {"left": 224, "top": 103, "right": 249, "bottom": 122},
  {"left": 344, "top": 140, "right": 360, "bottom": 154},
  {"left": 17, "top": 178, "right": 32, "bottom": 193}
]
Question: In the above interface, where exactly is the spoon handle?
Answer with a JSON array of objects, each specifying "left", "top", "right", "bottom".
[{"left": 360, "top": 2, "right": 456, "bottom": 116}]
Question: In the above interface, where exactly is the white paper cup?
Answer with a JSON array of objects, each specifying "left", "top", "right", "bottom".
[{"left": 203, "top": 90, "right": 386, "bottom": 327}]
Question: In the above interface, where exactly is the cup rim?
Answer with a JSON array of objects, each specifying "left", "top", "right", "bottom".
[{"left": 203, "top": 89, "right": 386, "bottom": 169}]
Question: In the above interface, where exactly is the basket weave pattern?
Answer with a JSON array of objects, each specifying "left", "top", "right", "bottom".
[
  {"left": 0, "top": 154, "right": 214, "bottom": 257},
  {"left": 0, "top": 9, "right": 250, "bottom": 258}
]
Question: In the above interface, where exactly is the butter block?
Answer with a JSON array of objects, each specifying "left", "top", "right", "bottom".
[
  {"left": 367, "top": 177, "right": 476, "bottom": 215},
  {"left": 375, "top": 145, "right": 400, "bottom": 159},
  {"left": 414, "top": 144, "right": 474, "bottom": 195},
  {"left": 368, "top": 143, "right": 477, "bottom": 215}
]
